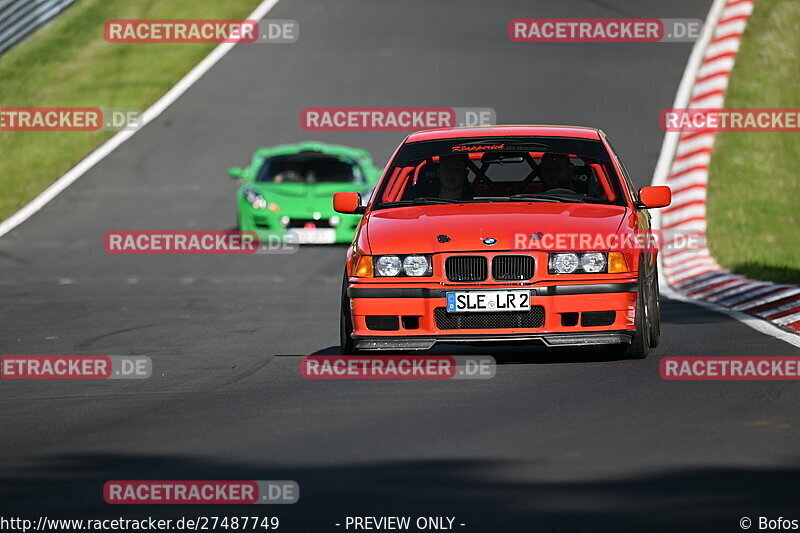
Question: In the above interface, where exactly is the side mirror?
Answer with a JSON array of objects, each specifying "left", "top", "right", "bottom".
[
  {"left": 637, "top": 186, "right": 671, "bottom": 209},
  {"left": 228, "top": 167, "right": 245, "bottom": 179},
  {"left": 334, "top": 192, "right": 365, "bottom": 214}
]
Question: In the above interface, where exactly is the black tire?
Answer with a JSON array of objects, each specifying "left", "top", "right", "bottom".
[
  {"left": 340, "top": 273, "right": 359, "bottom": 355},
  {"left": 625, "top": 280, "right": 651, "bottom": 359},
  {"left": 648, "top": 266, "right": 662, "bottom": 348},
  {"left": 625, "top": 283, "right": 651, "bottom": 359},
  {"left": 610, "top": 274, "right": 651, "bottom": 359}
]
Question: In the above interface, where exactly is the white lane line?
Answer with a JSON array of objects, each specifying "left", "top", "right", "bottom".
[{"left": 0, "top": 0, "right": 282, "bottom": 239}]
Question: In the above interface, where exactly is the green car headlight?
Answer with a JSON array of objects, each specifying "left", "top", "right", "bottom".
[{"left": 243, "top": 188, "right": 267, "bottom": 210}]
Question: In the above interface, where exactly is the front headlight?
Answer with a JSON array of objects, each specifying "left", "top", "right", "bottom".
[
  {"left": 243, "top": 188, "right": 267, "bottom": 210},
  {"left": 550, "top": 253, "right": 580, "bottom": 274},
  {"left": 549, "top": 252, "right": 612, "bottom": 274},
  {"left": 580, "top": 252, "right": 607, "bottom": 273},
  {"left": 403, "top": 255, "right": 430, "bottom": 276},
  {"left": 375, "top": 255, "right": 402, "bottom": 276},
  {"left": 373, "top": 254, "right": 433, "bottom": 277}
]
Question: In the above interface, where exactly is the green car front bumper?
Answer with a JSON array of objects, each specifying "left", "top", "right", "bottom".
[{"left": 238, "top": 208, "right": 361, "bottom": 244}]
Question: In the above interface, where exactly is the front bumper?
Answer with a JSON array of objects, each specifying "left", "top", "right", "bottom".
[
  {"left": 347, "top": 281, "right": 638, "bottom": 350},
  {"left": 248, "top": 227, "right": 355, "bottom": 244},
  {"left": 239, "top": 211, "right": 360, "bottom": 244},
  {"left": 353, "top": 331, "right": 635, "bottom": 351}
]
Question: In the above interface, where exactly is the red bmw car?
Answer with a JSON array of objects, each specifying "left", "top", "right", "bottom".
[{"left": 334, "top": 126, "right": 671, "bottom": 358}]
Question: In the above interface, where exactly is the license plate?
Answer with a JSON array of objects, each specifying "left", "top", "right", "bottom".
[
  {"left": 285, "top": 228, "right": 335, "bottom": 244},
  {"left": 446, "top": 290, "right": 531, "bottom": 313}
]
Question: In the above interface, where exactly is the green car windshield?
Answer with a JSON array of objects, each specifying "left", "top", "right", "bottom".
[{"left": 257, "top": 153, "right": 365, "bottom": 184}]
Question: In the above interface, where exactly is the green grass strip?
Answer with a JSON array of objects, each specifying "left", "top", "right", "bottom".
[
  {"left": 707, "top": 0, "right": 800, "bottom": 284},
  {"left": 0, "top": 0, "right": 262, "bottom": 221}
]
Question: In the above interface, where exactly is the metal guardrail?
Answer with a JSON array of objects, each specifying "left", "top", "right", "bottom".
[{"left": 0, "top": 0, "right": 76, "bottom": 56}]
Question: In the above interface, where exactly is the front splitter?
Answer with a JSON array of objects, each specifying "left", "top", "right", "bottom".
[{"left": 353, "top": 331, "right": 635, "bottom": 351}]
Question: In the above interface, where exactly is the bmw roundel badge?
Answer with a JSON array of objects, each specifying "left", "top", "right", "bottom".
[{"left": 483, "top": 237, "right": 497, "bottom": 245}]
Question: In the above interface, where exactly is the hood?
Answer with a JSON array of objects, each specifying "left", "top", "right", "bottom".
[{"left": 364, "top": 203, "right": 628, "bottom": 255}]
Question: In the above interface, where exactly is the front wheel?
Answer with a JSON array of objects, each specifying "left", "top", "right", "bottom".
[
  {"left": 340, "top": 274, "right": 359, "bottom": 355},
  {"left": 648, "top": 266, "right": 662, "bottom": 348},
  {"left": 610, "top": 274, "right": 651, "bottom": 359}
]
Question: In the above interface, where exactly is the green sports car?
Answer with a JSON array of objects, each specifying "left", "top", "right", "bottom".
[{"left": 229, "top": 142, "right": 380, "bottom": 244}]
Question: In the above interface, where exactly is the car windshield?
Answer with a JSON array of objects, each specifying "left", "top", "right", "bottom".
[
  {"left": 257, "top": 153, "right": 364, "bottom": 184},
  {"left": 372, "top": 136, "right": 626, "bottom": 208}
]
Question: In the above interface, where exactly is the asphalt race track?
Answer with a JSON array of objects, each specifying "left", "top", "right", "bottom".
[{"left": 2, "top": 1, "right": 800, "bottom": 531}]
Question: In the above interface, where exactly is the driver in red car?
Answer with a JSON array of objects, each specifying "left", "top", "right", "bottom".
[
  {"left": 437, "top": 154, "right": 472, "bottom": 200},
  {"left": 539, "top": 152, "right": 575, "bottom": 192}
]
